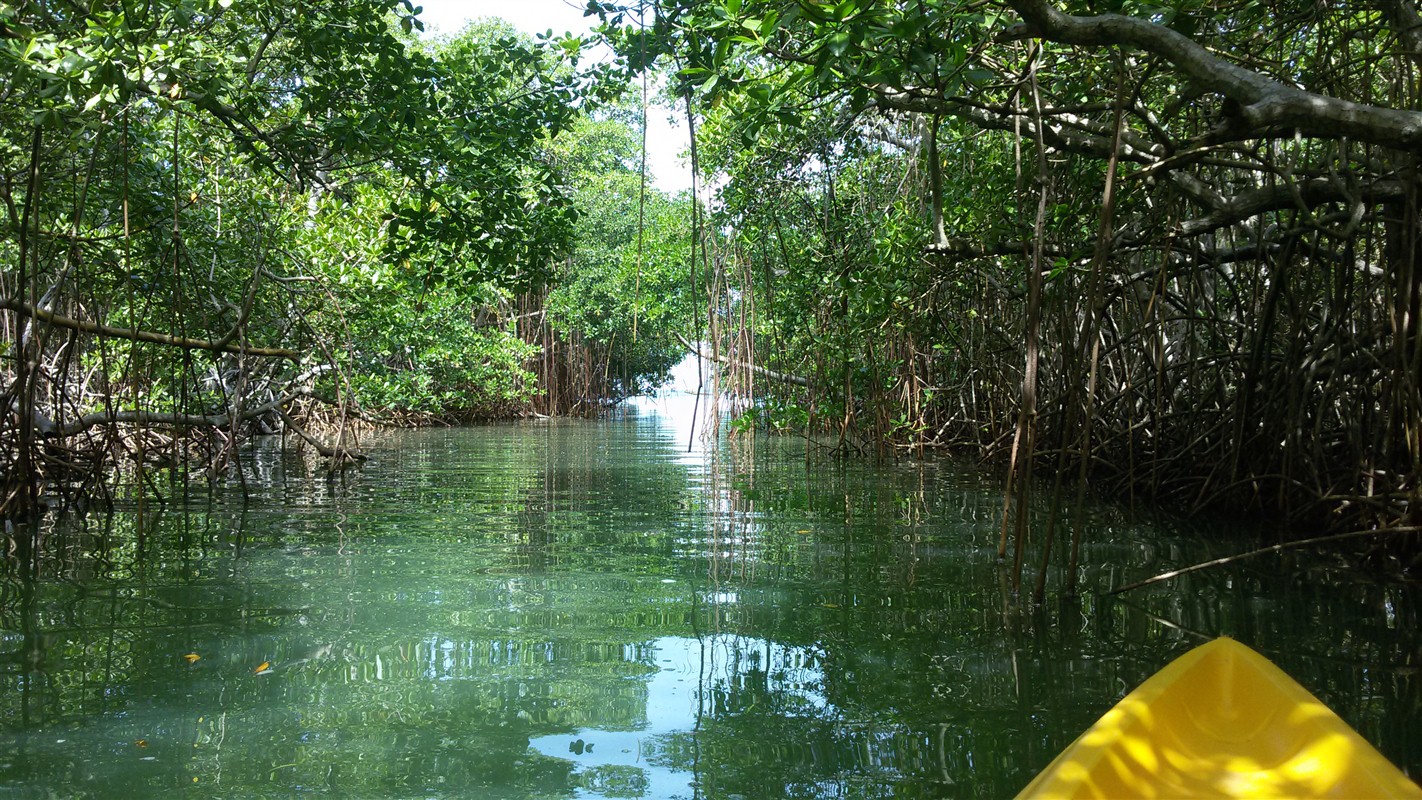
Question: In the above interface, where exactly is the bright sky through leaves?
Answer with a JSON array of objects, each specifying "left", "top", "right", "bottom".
[{"left": 418, "top": 0, "right": 691, "bottom": 193}]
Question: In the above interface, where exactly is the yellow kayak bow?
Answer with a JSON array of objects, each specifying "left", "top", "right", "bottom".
[{"left": 1017, "top": 637, "right": 1421, "bottom": 798}]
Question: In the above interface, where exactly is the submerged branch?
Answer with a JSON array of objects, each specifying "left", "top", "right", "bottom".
[{"left": 1108, "top": 526, "right": 1422, "bottom": 595}]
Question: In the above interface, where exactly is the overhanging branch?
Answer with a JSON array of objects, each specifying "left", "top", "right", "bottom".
[
  {"left": 1003, "top": 0, "right": 1422, "bottom": 152},
  {"left": 0, "top": 298, "right": 302, "bottom": 361}
]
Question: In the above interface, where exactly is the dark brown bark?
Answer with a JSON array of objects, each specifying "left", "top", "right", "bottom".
[
  {"left": 0, "top": 298, "right": 302, "bottom": 361},
  {"left": 1003, "top": 0, "right": 1422, "bottom": 152}
]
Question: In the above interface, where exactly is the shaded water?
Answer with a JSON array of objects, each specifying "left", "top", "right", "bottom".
[{"left": 1, "top": 399, "right": 1418, "bottom": 797}]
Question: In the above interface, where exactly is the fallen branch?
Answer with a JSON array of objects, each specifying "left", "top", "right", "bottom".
[
  {"left": 674, "top": 333, "right": 811, "bottom": 388},
  {"left": 277, "top": 407, "right": 367, "bottom": 462},
  {"left": 1108, "top": 526, "right": 1422, "bottom": 595},
  {"left": 44, "top": 386, "right": 309, "bottom": 437}
]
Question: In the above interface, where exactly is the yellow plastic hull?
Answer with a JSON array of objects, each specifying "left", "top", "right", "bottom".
[{"left": 1017, "top": 637, "right": 1421, "bottom": 798}]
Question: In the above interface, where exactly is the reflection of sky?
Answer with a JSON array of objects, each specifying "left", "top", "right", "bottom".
[
  {"left": 530, "top": 634, "right": 831, "bottom": 799},
  {"left": 625, "top": 354, "right": 716, "bottom": 468},
  {"left": 534, "top": 362, "right": 814, "bottom": 796}
]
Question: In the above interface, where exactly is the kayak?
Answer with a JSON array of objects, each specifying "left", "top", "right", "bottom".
[{"left": 1017, "top": 637, "right": 1421, "bottom": 798}]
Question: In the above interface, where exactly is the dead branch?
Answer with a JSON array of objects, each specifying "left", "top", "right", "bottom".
[
  {"left": 0, "top": 298, "right": 302, "bottom": 360},
  {"left": 1108, "top": 526, "right": 1422, "bottom": 595},
  {"left": 675, "top": 333, "right": 811, "bottom": 388}
]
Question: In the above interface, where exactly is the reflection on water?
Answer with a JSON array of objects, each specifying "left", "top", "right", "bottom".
[
  {"left": 0, "top": 404, "right": 1417, "bottom": 798},
  {"left": 529, "top": 634, "right": 829, "bottom": 799}
]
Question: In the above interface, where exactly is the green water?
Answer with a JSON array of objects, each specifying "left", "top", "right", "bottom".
[{"left": 1, "top": 400, "right": 1418, "bottom": 798}]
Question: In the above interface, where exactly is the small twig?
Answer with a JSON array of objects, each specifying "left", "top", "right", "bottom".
[{"left": 1108, "top": 526, "right": 1422, "bottom": 595}]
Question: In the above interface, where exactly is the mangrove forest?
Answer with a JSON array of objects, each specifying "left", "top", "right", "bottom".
[
  {"left": 1, "top": 0, "right": 1420, "bottom": 794},
  {"left": 4, "top": 0, "right": 1420, "bottom": 572}
]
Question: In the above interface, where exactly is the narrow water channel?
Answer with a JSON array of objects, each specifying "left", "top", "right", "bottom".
[{"left": 1, "top": 399, "right": 1418, "bottom": 797}]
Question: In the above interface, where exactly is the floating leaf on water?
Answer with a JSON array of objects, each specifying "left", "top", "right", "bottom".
[
  {"left": 134, "top": 739, "right": 148, "bottom": 748},
  {"left": 183, "top": 653, "right": 200, "bottom": 664},
  {"left": 254, "top": 661, "right": 272, "bottom": 674},
  {"left": 796, "top": 529, "right": 812, "bottom": 534}
]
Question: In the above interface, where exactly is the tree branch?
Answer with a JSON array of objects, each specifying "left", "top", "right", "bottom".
[
  {"left": 873, "top": 88, "right": 1164, "bottom": 164},
  {"left": 674, "top": 333, "right": 811, "bottom": 388},
  {"left": 1174, "top": 178, "right": 1408, "bottom": 237},
  {"left": 1003, "top": 0, "right": 1422, "bottom": 152},
  {"left": 1109, "top": 526, "right": 1422, "bottom": 595},
  {"left": 44, "top": 387, "right": 307, "bottom": 437},
  {"left": 276, "top": 407, "right": 366, "bottom": 462},
  {"left": 0, "top": 298, "right": 302, "bottom": 360}
]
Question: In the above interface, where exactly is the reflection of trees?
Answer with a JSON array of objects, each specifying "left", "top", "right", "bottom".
[
  {"left": 680, "top": 436, "right": 1033, "bottom": 796},
  {"left": 0, "top": 425, "right": 1416, "bottom": 796},
  {"left": 675, "top": 435, "right": 1422, "bottom": 796},
  {"left": 0, "top": 426, "right": 710, "bottom": 795},
  {"left": 0, "top": 503, "right": 679, "bottom": 793}
]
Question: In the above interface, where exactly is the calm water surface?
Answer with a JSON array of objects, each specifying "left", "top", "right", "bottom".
[{"left": 1, "top": 398, "right": 1418, "bottom": 797}]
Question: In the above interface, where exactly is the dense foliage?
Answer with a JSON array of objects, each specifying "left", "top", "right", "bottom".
[
  {"left": 542, "top": 110, "right": 696, "bottom": 405},
  {"left": 0, "top": 1, "right": 693, "bottom": 518},
  {"left": 592, "top": 0, "right": 1422, "bottom": 584},
  {"left": 5, "top": 0, "right": 1420, "bottom": 585}
]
